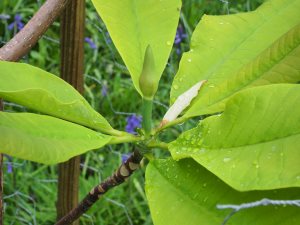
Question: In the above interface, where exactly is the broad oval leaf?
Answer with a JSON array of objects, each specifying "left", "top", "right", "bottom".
[
  {"left": 146, "top": 158, "right": 300, "bottom": 225},
  {"left": 0, "top": 61, "right": 117, "bottom": 135},
  {"left": 0, "top": 112, "right": 111, "bottom": 164},
  {"left": 169, "top": 84, "right": 300, "bottom": 191},
  {"left": 170, "top": 0, "right": 300, "bottom": 119},
  {"left": 92, "top": 0, "right": 181, "bottom": 97}
]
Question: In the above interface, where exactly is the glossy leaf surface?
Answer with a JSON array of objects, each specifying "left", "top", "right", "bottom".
[
  {"left": 171, "top": 0, "right": 300, "bottom": 118},
  {"left": 92, "top": 0, "right": 181, "bottom": 96},
  {"left": 170, "top": 84, "right": 300, "bottom": 191},
  {"left": 0, "top": 112, "right": 111, "bottom": 164},
  {"left": 146, "top": 158, "right": 300, "bottom": 225},
  {"left": 0, "top": 61, "right": 114, "bottom": 134}
]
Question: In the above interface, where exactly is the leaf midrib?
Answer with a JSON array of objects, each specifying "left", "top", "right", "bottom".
[
  {"left": 186, "top": 23, "right": 300, "bottom": 117},
  {"left": 193, "top": 0, "right": 295, "bottom": 82},
  {"left": 202, "top": 132, "right": 300, "bottom": 152}
]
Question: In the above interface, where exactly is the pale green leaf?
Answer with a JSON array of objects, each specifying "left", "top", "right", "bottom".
[
  {"left": 91, "top": 0, "right": 181, "bottom": 96},
  {"left": 171, "top": 0, "right": 300, "bottom": 118},
  {"left": 0, "top": 61, "right": 116, "bottom": 134},
  {"left": 146, "top": 158, "right": 300, "bottom": 225},
  {"left": 169, "top": 84, "right": 300, "bottom": 191},
  {"left": 0, "top": 112, "right": 111, "bottom": 164}
]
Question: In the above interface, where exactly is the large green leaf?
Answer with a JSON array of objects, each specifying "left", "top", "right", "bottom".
[
  {"left": 92, "top": 0, "right": 181, "bottom": 96},
  {"left": 0, "top": 61, "right": 117, "bottom": 135},
  {"left": 0, "top": 112, "right": 111, "bottom": 164},
  {"left": 146, "top": 158, "right": 300, "bottom": 225},
  {"left": 169, "top": 84, "right": 300, "bottom": 191},
  {"left": 170, "top": 0, "right": 300, "bottom": 119}
]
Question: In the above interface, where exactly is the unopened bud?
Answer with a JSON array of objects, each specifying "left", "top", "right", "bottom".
[{"left": 139, "top": 45, "right": 157, "bottom": 99}]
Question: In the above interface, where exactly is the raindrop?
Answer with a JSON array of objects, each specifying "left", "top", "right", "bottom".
[
  {"left": 166, "top": 41, "right": 172, "bottom": 46},
  {"left": 219, "top": 22, "right": 224, "bottom": 25},
  {"left": 208, "top": 84, "right": 215, "bottom": 88},
  {"left": 173, "top": 84, "right": 179, "bottom": 90},
  {"left": 202, "top": 183, "right": 207, "bottom": 188},
  {"left": 223, "top": 157, "right": 231, "bottom": 163},
  {"left": 187, "top": 58, "right": 192, "bottom": 62}
]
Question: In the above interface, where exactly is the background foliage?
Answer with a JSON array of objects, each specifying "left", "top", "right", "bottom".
[{"left": 0, "top": 0, "right": 263, "bottom": 224}]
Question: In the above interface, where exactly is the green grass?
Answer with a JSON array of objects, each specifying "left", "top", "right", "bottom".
[{"left": 0, "top": 0, "right": 262, "bottom": 224}]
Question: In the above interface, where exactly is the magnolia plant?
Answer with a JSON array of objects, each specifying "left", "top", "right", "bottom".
[{"left": 0, "top": 0, "right": 300, "bottom": 224}]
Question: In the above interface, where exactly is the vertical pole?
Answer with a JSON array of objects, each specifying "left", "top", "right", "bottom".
[
  {"left": 57, "top": 0, "right": 85, "bottom": 224},
  {"left": 0, "top": 100, "right": 3, "bottom": 225}
]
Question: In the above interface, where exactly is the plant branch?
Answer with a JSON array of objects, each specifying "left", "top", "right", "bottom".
[
  {"left": 0, "top": 0, "right": 71, "bottom": 61},
  {"left": 55, "top": 150, "right": 143, "bottom": 225},
  {"left": 155, "top": 116, "right": 186, "bottom": 134},
  {"left": 108, "top": 134, "right": 142, "bottom": 145},
  {"left": 146, "top": 140, "right": 169, "bottom": 150},
  {"left": 142, "top": 98, "right": 153, "bottom": 137}
]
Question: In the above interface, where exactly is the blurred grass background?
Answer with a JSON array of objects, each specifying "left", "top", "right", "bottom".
[{"left": 0, "top": 0, "right": 262, "bottom": 224}]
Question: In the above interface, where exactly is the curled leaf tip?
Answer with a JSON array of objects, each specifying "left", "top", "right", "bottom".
[{"left": 161, "top": 80, "right": 207, "bottom": 125}]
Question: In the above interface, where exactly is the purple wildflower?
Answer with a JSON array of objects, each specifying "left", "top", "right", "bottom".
[
  {"left": 4, "top": 155, "right": 13, "bottom": 173},
  {"left": 84, "top": 37, "right": 97, "bottom": 49},
  {"left": 8, "top": 14, "right": 24, "bottom": 31},
  {"left": 125, "top": 115, "right": 142, "bottom": 134},
  {"left": 121, "top": 153, "right": 131, "bottom": 163},
  {"left": 7, "top": 162, "right": 13, "bottom": 173},
  {"left": 174, "top": 24, "right": 187, "bottom": 45},
  {"left": 174, "top": 24, "right": 187, "bottom": 55},
  {"left": 101, "top": 83, "right": 108, "bottom": 97}
]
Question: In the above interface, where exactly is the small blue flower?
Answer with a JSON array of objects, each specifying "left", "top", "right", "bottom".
[
  {"left": 121, "top": 153, "right": 131, "bottom": 163},
  {"left": 8, "top": 14, "right": 24, "bottom": 31},
  {"left": 84, "top": 37, "right": 97, "bottom": 49},
  {"left": 7, "top": 162, "right": 13, "bottom": 173},
  {"left": 174, "top": 24, "right": 187, "bottom": 45},
  {"left": 4, "top": 155, "right": 13, "bottom": 173},
  {"left": 101, "top": 83, "right": 108, "bottom": 97},
  {"left": 125, "top": 115, "right": 142, "bottom": 134},
  {"left": 174, "top": 24, "right": 187, "bottom": 55}
]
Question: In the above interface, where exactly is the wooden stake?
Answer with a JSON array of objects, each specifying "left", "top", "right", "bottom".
[{"left": 56, "top": 0, "right": 85, "bottom": 224}]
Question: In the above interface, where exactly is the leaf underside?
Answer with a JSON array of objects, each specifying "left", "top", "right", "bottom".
[
  {"left": 170, "top": 84, "right": 300, "bottom": 191},
  {"left": 92, "top": 0, "right": 181, "bottom": 96},
  {"left": 0, "top": 61, "right": 113, "bottom": 133},
  {"left": 0, "top": 112, "right": 111, "bottom": 164},
  {"left": 146, "top": 158, "right": 300, "bottom": 225},
  {"left": 171, "top": 0, "right": 300, "bottom": 119}
]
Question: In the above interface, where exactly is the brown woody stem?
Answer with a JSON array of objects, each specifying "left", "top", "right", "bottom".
[
  {"left": 55, "top": 150, "right": 143, "bottom": 225},
  {"left": 0, "top": 0, "right": 71, "bottom": 61}
]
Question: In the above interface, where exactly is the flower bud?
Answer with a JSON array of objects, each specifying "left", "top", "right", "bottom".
[{"left": 139, "top": 45, "right": 157, "bottom": 99}]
